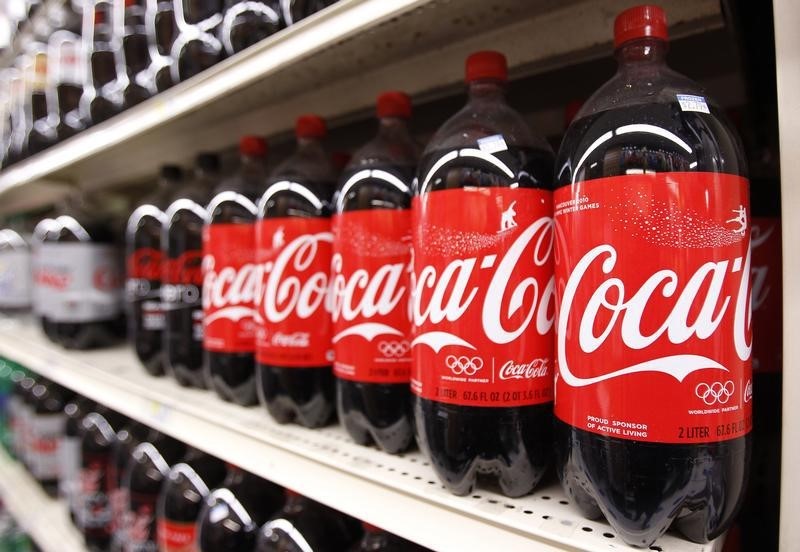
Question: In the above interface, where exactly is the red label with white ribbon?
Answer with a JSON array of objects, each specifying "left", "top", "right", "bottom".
[
  {"left": 411, "top": 187, "right": 555, "bottom": 407},
  {"left": 255, "top": 217, "right": 333, "bottom": 366},
  {"left": 751, "top": 217, "right": 782, "bottom": 374},
  {"left": 157, "top": 519, "right": 197, "bottom": 552},
  {"left": 202, "top": 224, "right": 257, "bottom": 353},
  {"left": 331, "top": 209, "right": 411, "bottom": 383},
  {"left": 554, "top": 172, "right": 753, "bottom": 444}
]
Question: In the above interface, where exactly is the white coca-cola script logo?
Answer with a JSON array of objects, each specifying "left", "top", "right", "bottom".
[
  {"left": 202, "top": 256, "right": 259, "bottom": 324},
  {"left": 750, "top": 223, "right": 775, "bottom": 311},
  {"left": 255, "top": 232, "right": 332, "bottom": 323},
  {"left": 499, "top": 358, "right": 549, "bottom": 380},
  {"left": 558, "top": 242, "right": 752, "bottom": 388},
  {"left": 330, "top": 253, "right": 408, "bottom": 344},
  {"left": 411, "top": 217, "right": 555, "bottom": 351}
]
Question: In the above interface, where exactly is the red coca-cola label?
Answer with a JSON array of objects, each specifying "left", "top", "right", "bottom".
[
  {"left": 202, "top": 224, "right": 257, "bottom": 353},
  {"left": 127, "top": 248, "right": 163, "bottom": 280},
  {"left": 255, "top": 217, "right": 333, "bottom": 366},
  {"left": 331, "top": 209, "right": 411, "bottom": 383},
  {"left": 164, "top": 251, "right": 204, "bottom": 286},
  {"left": 411, "top": 187, "right": 555, "bottom": 407},
  {"left": 554, "top": 172, "right": 752, "bottom": 444},
  {"left": 157, "top": 519, "right": 197, "bottom": 552},
  {"left": 751, "top": 217, "right": 782, "bottom": 374}
]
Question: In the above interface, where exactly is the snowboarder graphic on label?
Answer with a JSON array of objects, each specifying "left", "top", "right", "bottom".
[
  {"left": 726, "top": 205, "right": 747, "bottom": 236},
  {"left": 500, "top": 201, "right": 518, "bottom": 232},
  {"left": 272, "top": 226, "right": 285, "bottom": 248}
]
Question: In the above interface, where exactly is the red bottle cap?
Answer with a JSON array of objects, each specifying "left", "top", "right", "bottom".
[
  {"left": 376, "top": 91, "right": 412, "bottom": 119},
  {"left": 465, "top": 51, "right": 508, "bottom": 83},
  {"left": 614, "top": 5, "right": 668, "bottom": 48},
  {"left": 239, "top": 135, "right": 267, "bottom": 157},
  {"left": 295, "top": 115, "right": 327, "bottom": 139}
]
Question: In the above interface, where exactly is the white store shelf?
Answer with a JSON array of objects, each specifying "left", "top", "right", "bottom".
[
  {"left": 0, "top": 447, "right": 85, "bottom": 552},
  {"left": 0, "top": 0, "right": 722, "bottom": 214},
  {"left": 0, "top": 317, "right": 723, "bottom": 552}
]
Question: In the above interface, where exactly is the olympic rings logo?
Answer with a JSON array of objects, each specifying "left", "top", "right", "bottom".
[
  {"left": 695, "top": 381, "right": 735, "bottom": 405},
  {"left": 445, "top": 355, "right": 484, "bottom": 376},
  {"left": 378, "top": 340, "right": 410, "bottom": 358}
]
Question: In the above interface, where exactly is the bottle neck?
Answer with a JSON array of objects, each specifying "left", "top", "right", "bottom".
[
  {"left": 615, "top": 37, "right": 668, "bottom": 67},
  {"left": 467, "top": 79, "right": 507, "bottom": 103},
  {"left": 377, "top": 116, "right": 411, "bottom": 139}
]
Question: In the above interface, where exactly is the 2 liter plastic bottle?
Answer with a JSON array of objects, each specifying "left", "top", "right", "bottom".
[
  {"left": 332, "top": 92, "right": 417, "bottom": 453},
  {"left": 553, "top": 5, "right": 751, "bottom": 546},
  {"left": 255, "top": 115, "right": 337, "bottom": 428},
  {"left": 164, "top": 153, "right": 220, "bottom": 388},
  {"left": 412, "top": 51, "right": 555, "bottom": 497},
  {"left": 203, "top": 137, "right": 267, "bottom": 405}
]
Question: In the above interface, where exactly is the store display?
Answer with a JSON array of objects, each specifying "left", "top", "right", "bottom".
[
  {"left": 164, "top": 153, "right": 220, "bottom": 389},
  {"left": 255, "top": 114, "right": 337, "bottom": 428},
  {"left": 412, "top": 50, "right": 555, "bottom": 497},
  {"left": 61, "top": 395, "right": 94, "bottom": 524},
  {"left": 203, "top": 136, "right": 266, "bottom": 406},
  {"left": 332, "top": 91, "right": 417, "bottom": 453},
  {"left": 553, "top": 5, "right": 751, "bottom": 547},
  {"left": 109, "top": 420, "right": 150, "bottom": 551},
  {"left": 27, "top": 379, "right": 71, "bottom": 497},
  {"left": 126, "top": 165, "right": 184, "bottom": 376}
]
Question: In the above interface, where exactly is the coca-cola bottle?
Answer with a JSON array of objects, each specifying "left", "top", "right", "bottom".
[
  {"left": 255, "top": 490, "right": 361, "bottom": 552},
  {"left": 31, "top": 217, "right": 60, "bottom": 342},
  {"left": 331, "top": 92, "right": 417, "bottom": 453},
  {"left": 85, "top": 0, "right": 126, "bottom": 124},
  {"left": 109, "top": 420, "right": 150, "bottom": 551},
  {"left": 28, "top": 380, "right": 73, "bottom": 497},
  {"left": 146, "top": 0, "right": 179, "bottom": 92},
  {"left": 156, "top": 448, "right": 227, "bottom": 552},
  {"left": 79, "top": 409, "right": 126, "bottom": 551},
  {"left": 412, "top": 50, "right": 555, "bottom": 497},
  {"left": 47, "top": 30, "right": 86, "bottom": 142},
  {"left": 351, "top": 523, "right": 430, "bottom": 552},
  {"left": 61, "top": 395, "right": 95, "bottom": 526},
  {"left": 220, "top": 0, "right": 282, "bottom": 56},
  {"left": 203, "top": 137, "right": 266, "bottom": 405},
  {"left": 3, "top": 68, "right": 26, "bottom": 167},
  {"left": 171, "top": 0, "right": 224, "bottom": 83},
  {"left": 120, "top": 0, "right": 153, "bottom": 108},
  {"left": 553, "top": 6, "right": 751, "bottom": 546},
  {"left": 164, "top": 153, "right": 219, "bottom": 389},
  {"left": 41, "top": 194, "right": 126, "bottom": 349},
  {"left": 280, "top": 0, "right": 335, "bottom": 26},
  {"left": 197, "top": 466, "right": 284, "bottom": 551},
  {"left": 23, "top": 47, "right": 57, "bottom": 157},
  {"left": 255, "top": 114, "right": 337, "bottom": 428},
  {"left": 6, "top": 369, "right": 28, "bottom": 461},
  {"left": 127, "top": 165, "right": 183, "bottom": 376},
  {"left": 12, "top": 373, "right": 37, "bottom": 465},
  {"left": 0, "top": 228, "right": 32, "bottom": 314},
  {"left": 123, "top": 434, "right": 186, "bottom": 552}
]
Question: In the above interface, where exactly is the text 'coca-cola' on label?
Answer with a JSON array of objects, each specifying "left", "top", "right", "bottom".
[
  {"left": 411, "top": 187, "right": 555, "bottom": 407},
  {"left": 554, "top": 172, "right": 753, "bottom": 444},
  {"left": 331, "top": 209, "right": 412, "bottom": 383},
  {"left": 255, "top": 217, "right": 334, "bottom": 366},
  {"left": 202, "top": 224, "right": 257, "bottom": 353}
]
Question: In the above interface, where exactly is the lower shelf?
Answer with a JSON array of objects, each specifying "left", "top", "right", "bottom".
[
  {"left": 0, "top": 316, "right": 724, "bottom": 552},
  {"left": 0, "top": 448, "right": 85, "bottom": 552}
]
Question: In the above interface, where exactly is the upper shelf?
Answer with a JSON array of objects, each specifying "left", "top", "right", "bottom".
[
  {"left": 0, "top": 317, "right": 723, "bottom": 552},
  {"left": 0, "top": 0, "right": 722, "bottom": 214}
]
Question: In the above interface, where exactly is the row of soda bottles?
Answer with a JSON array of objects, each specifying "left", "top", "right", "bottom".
[
  {"left": 0, "top": 5, "right": 784, "bottom": 548},
  {"left": 1, "top": 359, "right": 430, "bottom": 552},
  {"left": 1, "top": 0, "right": 337, "bottom": 168}
]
